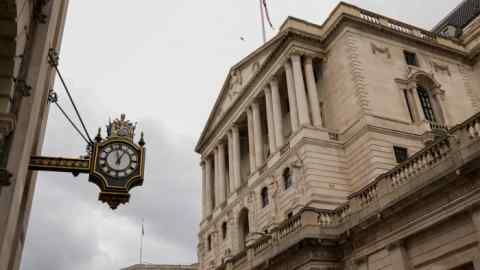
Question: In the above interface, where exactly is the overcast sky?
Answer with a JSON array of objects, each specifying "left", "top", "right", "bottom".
[{"left": 20, "top": 1, "right": 461, "bottom": 270}]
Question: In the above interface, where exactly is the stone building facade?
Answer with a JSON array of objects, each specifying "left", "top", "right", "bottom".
[
  {"left": 121, "top": 264, "right": 198, "bottom": 270},
  {"left": 0, "top": 1, "right": 69, "bottom": 270},
  {"left": 195, "top": 1, "right": 480, "bottom": 270}
]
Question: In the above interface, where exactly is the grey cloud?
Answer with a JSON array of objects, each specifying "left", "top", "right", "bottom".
[{"left": 21, "top": 1, "right": 463, "bottom": 270}]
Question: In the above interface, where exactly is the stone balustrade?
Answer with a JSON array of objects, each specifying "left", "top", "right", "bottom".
[
  {"left": 464, "top": 117, "right": 480, "bottom": 139},
  {"left": 275, "top": 212, "right": 302, "bottom": 240},
  {"left": 220, "top": 112, "right": 480, "bottom": 270},
  {"left": 388, "top": 138, "right": 451, "bottom": 188},
  {"left": 357, "top": 8, "right": 448, "bottom": 45},
  {"left": 252, "top": 236, "right": 271, "bottom": 256}
]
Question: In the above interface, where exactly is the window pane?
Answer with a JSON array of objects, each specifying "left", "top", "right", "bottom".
[
  {"left": 394, "top": 146, "right": 409, "bottom": 163},
  {"left": 417, "top": 87, "right": 437, "bottom": 122}
]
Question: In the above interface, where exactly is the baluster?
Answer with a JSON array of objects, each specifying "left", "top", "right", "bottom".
[
  {"left": 395, "top": 171, "right": 402, "bottom": 186},
  {"left": 469, "top": 125, "right": 476, "bottom": 138},
  {"left": 475, "top": 121, "right": 480, "bottom": 137},
  {"left": 408, "top": 162, "right": 414, "bottom": 176},
  {"left": 391, "top": 173, "right": 397, "bottom": 187},
  {"left": 427, "top": 150, "right": 434, "bottom": 165}
]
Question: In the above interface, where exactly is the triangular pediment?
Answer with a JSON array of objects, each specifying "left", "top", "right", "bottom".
[
  {"left": 196, "top": 16, "right": 327, "bottom": 153},
  {"left": 202, "top": 36, "right": 286, "bottom": 140}
]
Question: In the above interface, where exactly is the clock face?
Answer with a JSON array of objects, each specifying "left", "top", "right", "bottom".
[{"left": 98, "top": 143, "right": 139, "bottom": 179}]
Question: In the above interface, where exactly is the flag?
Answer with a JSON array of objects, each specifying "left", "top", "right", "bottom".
[
  {"left": 141, "top": 223, "right": 144, "bottom": 235},
  {"left": 262, "top": 0, "right": 274, "bottom": 29}
]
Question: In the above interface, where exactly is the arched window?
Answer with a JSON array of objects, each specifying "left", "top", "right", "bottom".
[
  {"left": 238, "top": 208, "right": 250, "bottom": 250},
  {"left": 283, "top": 168, "right": 293, "bottom": 190},
  {"left": 261, "top": 187, "right": 269, "bottom": 208},
  {"left": 221, "top": 222, "right": 227, "bottom": 240},
  {"left": 417, "top": 86, "right": 437, "bottom": 123},
  {"left": 401, "top": 72, "right": 447, "bottom": 126}
]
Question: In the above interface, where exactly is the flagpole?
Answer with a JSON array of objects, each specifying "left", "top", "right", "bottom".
[
  {"left": 259, "top": 0, "right": 267, "bottom": 43},
  {"left": 139, "top": 219, "right": 144, "bottom": 264}
]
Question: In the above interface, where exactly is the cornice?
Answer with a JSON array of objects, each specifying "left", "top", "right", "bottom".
[{"left": 196, "top": 2, "right": 478, "bottom": 154}]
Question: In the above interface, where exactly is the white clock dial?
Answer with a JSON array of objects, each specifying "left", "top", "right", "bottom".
[{"left": 98, "top": 143, "right": 139, "bottom": 178}]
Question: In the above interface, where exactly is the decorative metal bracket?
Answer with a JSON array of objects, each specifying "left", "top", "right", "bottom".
[{"left": 29, "top": 156, "right": 90, "bottom": 176}]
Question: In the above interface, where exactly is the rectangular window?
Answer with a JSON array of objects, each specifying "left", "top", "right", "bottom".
[
  {"left": 403, "top": 90, "right": 415, "bottom": 122},
  {"left": 404, "top": 51, "right": 418, "bottom": 66},
  {"left": 394, "top": 146, "right": 409, "bottom": 163}
]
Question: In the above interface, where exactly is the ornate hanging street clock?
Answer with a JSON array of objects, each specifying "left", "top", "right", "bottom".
[{"left": 29, "top": 114, "right": 146, "bottom": 209}]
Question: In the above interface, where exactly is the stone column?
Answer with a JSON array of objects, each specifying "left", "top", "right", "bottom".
[
  {"left": 284, "top": 62, "right": 300, "bottom": 132},
  {"left": 201, "top": 161, "right": 207, "bottom": 218},
  {"left": 264, "top": 87, "right": 277, "bottom": 154},
  {"left": 247, "top": 108, "right": 256, "bottom": 173},
  {"left": 213, "top": 148, "right": 220, "bottom": 207},
  {"left": 270, "top": 79, "right": 285, "bottom": 147},
  {"left": 252, "top": 101, "right": 264, "bottom": 168},
  {"left": 304, "top": 56, "right": 323, "bottom": 127},
  {"left": 218, "top": 143, "right": 227, "bottom": 203},
  {"left": 227, "top": 131, "right": 235, "bottom": 193},
  {"left": 205, "top": 157, "right": 213, "bottom": 215},
  {"left": 291, "top": 54, "right": 311, "bottom": 126},
  {"left": 388, "top": 242, "right": 410, "bottom": 270},
  {"left": 232, "top": 126, "right": 242, "bottom": 189},
  {"left": 412, "top": 86, "right": 426, "bottom": 122}
]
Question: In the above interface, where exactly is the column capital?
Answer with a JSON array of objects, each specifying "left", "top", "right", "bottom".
[
  {"left": 304, "top": 55, "right": 314, "bottom": 65},
  {"left": 263, "top": 86, "right": 271, "bottom": 95},
  {"left": 291, "top": 54, "right": 302, "bottom": 62},
  {"left": 284, "top": 61, "right": 293, "bottom": 71},
  {"left": 270, "top": 78, "right": 279, "bottom": 88},
  {"left": 251, "top": 100, "right": 260, "bottom": 109},
  {"left": 200, "top": 160, "right": 206, "bottom": 167}
]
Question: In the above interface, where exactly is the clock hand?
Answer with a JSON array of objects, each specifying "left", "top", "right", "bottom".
[
  {"left": 116, "top": 151, "right": 128, "bottom": 165},
  {"left": 115, "top": 150, "right": 123, "bottom": 165}
]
